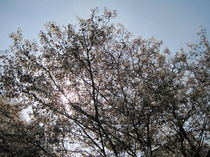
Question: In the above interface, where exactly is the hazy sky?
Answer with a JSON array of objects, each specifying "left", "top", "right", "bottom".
[{"left": 0, "top": 0, "right": 210, "bottom": 52}]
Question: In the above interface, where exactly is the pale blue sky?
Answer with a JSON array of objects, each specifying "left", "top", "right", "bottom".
[{"left": 0, "top": 0, "right": 210, "bottom": 52}]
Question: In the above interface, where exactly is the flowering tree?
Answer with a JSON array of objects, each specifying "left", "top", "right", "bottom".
[
  {"left": 0, "top": 96, "right": 56, "bottom": 156},
  {"left": 0, "top": 8, "right": 209, "bottom": 157}
]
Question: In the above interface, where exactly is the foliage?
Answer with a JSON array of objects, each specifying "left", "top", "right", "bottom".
[
  {"left": 0, "top": 96, "right": 56, "bottom": 157},
  {"left": 0, "top": 8, "right": 209, "bottom": 157}
]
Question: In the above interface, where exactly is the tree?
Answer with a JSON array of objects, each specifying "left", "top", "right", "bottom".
[
  {"left": 0, "top": 96, "right": 56, "bottom": 157},
  {"left": 0, "top": 8, "right": 209, "bottom": 156}
]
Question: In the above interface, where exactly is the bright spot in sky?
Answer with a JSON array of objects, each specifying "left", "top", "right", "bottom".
[{"left": 60, "top": 94, "right": 69, "bottom": 104}]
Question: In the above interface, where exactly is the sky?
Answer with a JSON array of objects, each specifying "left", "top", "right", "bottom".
[{"left": 0, "top": 0, "right": 210, "bottom": 52}]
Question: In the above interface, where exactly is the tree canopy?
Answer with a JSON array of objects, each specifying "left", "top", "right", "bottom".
[
  {"left": 0, "top": 8, "right": 209, "bottom": 157},
  {"left": 0, "top": 96, "right": 57, "bottom": 157}
]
